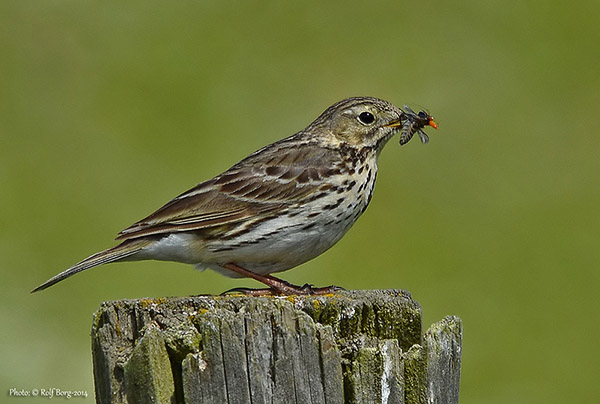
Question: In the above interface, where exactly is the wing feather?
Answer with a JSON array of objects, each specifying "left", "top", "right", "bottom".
[{"left": 116, "top": 140, "right": 342, "bottom": 240}]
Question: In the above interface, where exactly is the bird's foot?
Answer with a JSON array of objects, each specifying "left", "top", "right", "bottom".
[
  {"left": 220, "top": 262, "right": 344, "bottom": 296},
  {"left": 221, "top": 283, "right": 344, "bottom": 296}
]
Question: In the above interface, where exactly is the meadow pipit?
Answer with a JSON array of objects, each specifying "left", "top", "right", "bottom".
[{"left": 32, "top": 97, "right": 437, "bottom": 295}]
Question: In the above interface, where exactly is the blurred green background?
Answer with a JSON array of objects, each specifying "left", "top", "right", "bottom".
[{"left": 2, "top": 1, "right": 599, "bottom": 403}]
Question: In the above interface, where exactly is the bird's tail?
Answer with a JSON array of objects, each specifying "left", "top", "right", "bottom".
[{"left": 31, "top": 238, "right": 154, "bottom": 293}]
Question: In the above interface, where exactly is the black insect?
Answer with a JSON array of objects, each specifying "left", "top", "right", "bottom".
[{"left": 399, "top": 106, "right": 438, "bottom": 146}]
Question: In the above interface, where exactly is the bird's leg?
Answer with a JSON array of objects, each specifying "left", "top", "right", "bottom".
[{"left": 221, "top": 263, "right": 343, "bottom": 296}]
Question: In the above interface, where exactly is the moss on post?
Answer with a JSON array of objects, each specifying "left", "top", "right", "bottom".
[{"left": 123, "top": 326, "right": 175, "bottom": 404}]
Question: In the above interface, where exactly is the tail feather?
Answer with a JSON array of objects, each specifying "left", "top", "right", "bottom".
[{"left": 31, "top": 239, "right": 153, "bottom": 293}]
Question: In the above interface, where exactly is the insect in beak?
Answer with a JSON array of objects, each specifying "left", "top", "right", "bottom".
[{"left": 399, "top": 106, "right": 438, "bottom": 146}]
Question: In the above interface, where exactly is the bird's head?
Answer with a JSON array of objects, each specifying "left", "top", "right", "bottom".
[{"left": 307, "top": 97, "right": 407, "bottom": 152}]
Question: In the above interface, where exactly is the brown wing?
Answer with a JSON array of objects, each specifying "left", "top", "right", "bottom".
[{"left": 116, "top": 140, "right": 343, "bottom": 240}]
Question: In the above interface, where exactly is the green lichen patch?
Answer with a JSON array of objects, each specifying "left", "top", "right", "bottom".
[
  {"left": 123, "top": 326, "right": 175, "bottom": 404},
  {"left": 403, "top": 344, "right": 427, "bottom": 404}
]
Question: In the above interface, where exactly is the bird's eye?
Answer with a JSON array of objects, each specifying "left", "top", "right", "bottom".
[{"left": 358, "top": 111, "right": 375, "bottom": 125}]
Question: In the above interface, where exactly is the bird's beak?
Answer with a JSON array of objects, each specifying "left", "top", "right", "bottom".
[
  {"left": 385, "top": 119, "right": 403, "bottom": 128},
  {"left": 428, "top": 118, "right": 438, "bottom": 130}
]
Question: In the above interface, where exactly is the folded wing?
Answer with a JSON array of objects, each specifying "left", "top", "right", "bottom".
[{"left": 116, "top": 140, "right": 342, "bottom": 240}]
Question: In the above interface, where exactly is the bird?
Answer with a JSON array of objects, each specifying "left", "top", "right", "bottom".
[{"left": 32, "top": 97, "right": 437, "bottom": 295}]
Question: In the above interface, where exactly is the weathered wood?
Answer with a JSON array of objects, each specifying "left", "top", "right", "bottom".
[{"left": 91, "top": 289, "right": 461, "bottom": 404}]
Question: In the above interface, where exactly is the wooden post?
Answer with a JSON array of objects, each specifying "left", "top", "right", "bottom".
[{"left": 91, "top": 289, "right": 462, "bottom": 404}]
